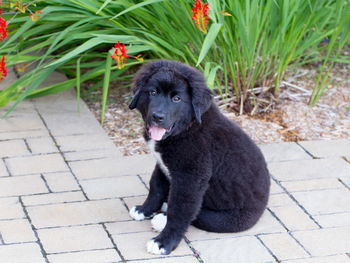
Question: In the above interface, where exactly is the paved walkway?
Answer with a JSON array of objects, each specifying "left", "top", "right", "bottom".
[{"left": 0, "top": 70, "right": 350, "bottom": 263}]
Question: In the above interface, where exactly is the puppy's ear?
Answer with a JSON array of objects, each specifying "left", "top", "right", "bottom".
[
  {"left": 188, "top": 69, "right": 212, "bottom": 124},
  {"left": 128, "top": 91, "right": 140, "bottom": 110}
]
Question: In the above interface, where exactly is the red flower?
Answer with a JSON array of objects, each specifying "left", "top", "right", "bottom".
[
  {"left": 111, "top": 41, "right": 130, "bottom": 69},
  {"left": 0, "top": 16, "right": 8, "bottom": 41},
  {"left": 0, "top": 55, "right": 7, "bottom": 81},
  {"left": 192, "top": 0, "right": 210, "bottom": 34}
]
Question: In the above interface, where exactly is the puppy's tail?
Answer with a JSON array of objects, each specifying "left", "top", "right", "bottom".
[{"left": 191, "top": 207, "right": 264, "bottom": 233}]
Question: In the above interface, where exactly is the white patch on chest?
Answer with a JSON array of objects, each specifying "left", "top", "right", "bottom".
[{"left": 147, "top": 140, "right": 171, "bottom": 180}]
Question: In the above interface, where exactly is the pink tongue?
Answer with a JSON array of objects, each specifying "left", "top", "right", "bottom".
[{"left": 149, "top": 126, "right": 166, "bottom": 141}]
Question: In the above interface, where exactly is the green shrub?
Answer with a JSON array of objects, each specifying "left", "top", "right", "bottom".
[{"left": 0, "top": 0, "right": 349, "bottom": 117}]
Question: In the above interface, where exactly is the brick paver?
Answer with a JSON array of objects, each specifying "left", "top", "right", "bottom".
[
  {"left": 0, "top": 243, "right": 46, "bottom": 263},
  {"left": 42, "top": 172, "right": 80, "bottom": 192},
  {"left": 0, "top": 174, "right": 48, "bottom": 197},
  {"left": 0, "top": 219, "right": 36, "bottom": 243},
  {"left": 26, "top": 137, "right": 59, "bottom": 154},
  {"left": 192, "top": 236, "right": 275, "bottom": 263},
  {"left": 37, "top": 225, "right": 114, "bottom": 253},
  {"left": 6, "top": 153, "right": 68, "bottom": 176},
  {"left": 47, "top": 249, "right": 121, "bottom": 263},
  {"left": 298, "top": 139, "right": 350, "bottom": 158},
  {"left": 292, "top": 227, "right": 350, "bottom": 256},
  {"left": 259, "top": 233, "right": 309, "bottom": 261},
  {"left": 1, "top": 71, "right": 349, "bottom": 262}
]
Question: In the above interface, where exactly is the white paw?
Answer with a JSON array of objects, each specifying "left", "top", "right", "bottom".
[
  {"left": 146, "top": 239, "right": 166, "bottom": 255},
  {"left": 151, "top": 213, "right": 167, "bottom": 232},
  {"left": 129, "top": 206, "right": 145, "bottom": 221},
  {"left": 160, "top": 202, "right": 168, "bottom": 213}
]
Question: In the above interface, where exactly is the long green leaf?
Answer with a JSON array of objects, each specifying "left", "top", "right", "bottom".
[
  {"left": 196, "top": 23, "right": 223, "bottom": 66},
  {"left": 101, "top": 51, "right": 113, "bottom": 124},
  {"left": 111, "top": 0, "right": 168, "bottom": 19}
]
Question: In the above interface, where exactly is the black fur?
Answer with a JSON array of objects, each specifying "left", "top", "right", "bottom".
[{"left": 129, "top": 60, "right": 270, "bottom": 254}]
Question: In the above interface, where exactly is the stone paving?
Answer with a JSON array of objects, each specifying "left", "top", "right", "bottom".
[{"left": 0, "top": 70, "right": 350, "bottom": 263}]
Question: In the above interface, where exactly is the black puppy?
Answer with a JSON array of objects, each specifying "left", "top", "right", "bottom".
[{"left": 128, "top": 60, "right": 270, "bottom": 255}]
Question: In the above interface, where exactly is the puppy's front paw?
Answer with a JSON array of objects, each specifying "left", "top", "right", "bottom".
[
  {"left": 129, "top": 206, "right": 145, "bottom": 221},
  {"left": 146, "top": 239, "right": 167, "bottom": 255},
  {"left": 151, "top": 213, "right": 167, "bottom": 232},
  {"left": 146, "top": 234, "right": 181, "bottom": 255}
]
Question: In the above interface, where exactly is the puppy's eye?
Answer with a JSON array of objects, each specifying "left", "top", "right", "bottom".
[
  {"left": 172, "top": 95, "right": 181, "bottom": 102},
  {"left": 149, "top": 90, "right": 157, "bottom": 96}
]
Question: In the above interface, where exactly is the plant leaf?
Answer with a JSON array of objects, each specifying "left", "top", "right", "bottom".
[{"left": 196, "top": 23, "right": 222, "bottom": 66}]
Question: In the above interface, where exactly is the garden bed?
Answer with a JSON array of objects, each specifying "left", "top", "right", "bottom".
[{"left": 85, "top": 63, "right": 350, "bottom": 156}]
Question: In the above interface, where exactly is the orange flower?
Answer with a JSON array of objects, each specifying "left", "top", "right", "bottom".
[
  {"left": 111, "top": 41, "right": 130, "bottom": 69},
  {"left": 0, "top": 16, "right": 7, "bottom": 41},
  {"left": 220, "top": 10, "right": 232, "bottom": 16},
  {"left": 192, "top": 0, "right": 210, "bottom": 34},
  {"left": 10, "top": 1, "right": 27, "bottom": 13},
  {"left": 0, "top": 55, "right": 7, "bottom": 81},
  {"left": 16, "top": 63, "right": 27, "bottom": 73},
  {"left": 134, "top": 54, "right": 144, "bottom": 63},
  {"left": 30, "top": 10, "right": 43, "bottom": 21}
]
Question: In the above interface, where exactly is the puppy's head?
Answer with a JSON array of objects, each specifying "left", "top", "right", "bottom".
[{"left": 129, "top": 60, "right": 212, "bottom": 141}]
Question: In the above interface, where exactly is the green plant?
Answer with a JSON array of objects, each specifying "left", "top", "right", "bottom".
[{"left": 0, "top": 0, "right": 349, "bottom": 118}]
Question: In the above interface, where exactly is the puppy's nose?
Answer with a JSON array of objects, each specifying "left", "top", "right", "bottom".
[{"left": 152, "top": 112, "right": 165, "bottom": 123}]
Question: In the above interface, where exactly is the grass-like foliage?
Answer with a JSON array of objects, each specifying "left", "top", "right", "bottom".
[{"left": 0, "top": 0, "right": 349, "bottom": 117}]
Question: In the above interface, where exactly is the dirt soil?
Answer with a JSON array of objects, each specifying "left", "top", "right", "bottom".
[{"left": 84, "top": 63, "right": 350, "bottom": 156}]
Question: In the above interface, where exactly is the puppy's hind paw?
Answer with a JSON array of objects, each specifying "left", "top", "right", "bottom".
[
  {"left": 151, "top": 213, "right": 167, "bottom": 232},
  {"left": 146, "top": 239, "right": 167, "bottom": 255},
  {"left": 129, "top": 206, "right": 145, "bottom": 221}
]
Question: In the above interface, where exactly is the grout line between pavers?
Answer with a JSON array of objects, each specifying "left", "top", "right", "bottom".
[
  {"left": 78, "top": 174, "right": 142, "bottom": 181},
  {"left": 0, "top": 128, "right": 44, "bottom": 135},
  {"left": 120, "top": 197, "right": 130, "bottom": 211},
  {"left": 338, "top": 178, "right": 350, "bottom": 191},
  {"left": 13, "top": 194, "right": 146, "bottom": 207},
  {"left": 342, "top": 156, "right": 350, "bottom": 164},
  {"left": 0, "top": 233, "right": 4, "bottom": 244},
  {"left": 40, "top": 174, "right": 53, "bottom": 193},
  {"left": 19, "top": 197, "right": 50, "bottom": 263},
  {"left": 35, "top": 220, "right": 135, "bottom": 231},
  {"left": 255, "top": 235, "right": 279, "bottom": 262},
  {"left": 46, "top": 247, "right": 117, "bottom": 256},
  {"left": 34, "top": 108, "right": 89, "bottom": 201},
  {"left": 3, "top": 151, "right": 68, "bottom": 159},
  {"left": 23, "top": 138, "right": 32, "bottom": 154},
  {"left": 270, "top": 186, "right": 343, "bottom": 194},
  {"left": 267, "top": 208, "right": 289, "bottom": 232},
  {"left": 0, "top": 189, "right": 81, "bottom": 200},
  {"left": 0, "top": 170, "right": 71, "bottom": 178},
  {"left": 0, "top": 240, "right": 44, "bottom": 246},
  {"left": 125, "top": 255, "right": 198, "bottom": 262},
  {"left": 137, "top": 174, "right": 150, "bottom": 191},
  {"left": 271, "top": 177, "right": 322, "bottom": 229},
  {"left": 67, "top": 157, "right": 107, "bottom": 162},
  {"left": 281, "top": 254, "right": 347, "bottom": 262},
  {"left": 276, "top": 176, "right": 347, "bottom": 183},
  {"left": 1, "top": 157, "right": 12, "bottom": 177},
  {"left": 288, "top": 231, "right": 312, "bottom": 257},
  {"left": 102, "top": 223, "right": 126, "bottom": 263},
  {"left": 0, "top": 217, "right": 27, "bottom": 222},
  {"left": 295, "top": 142, "right": 319, "bottom": 159},
  {"left": 183, "top": 236, "right": 205, "bottom": 263}
]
